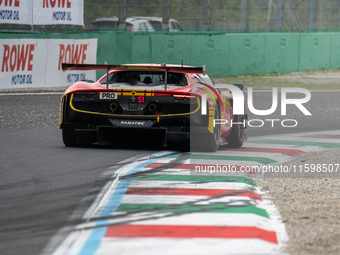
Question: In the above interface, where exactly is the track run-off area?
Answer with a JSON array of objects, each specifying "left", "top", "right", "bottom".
[{"left": 45, "top": 131, "right": 340, "bottom": 255}]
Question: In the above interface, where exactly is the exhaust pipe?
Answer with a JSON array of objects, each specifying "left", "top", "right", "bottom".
[
  {"left": 148, "top": 103, "right": 157, "bottom": 112},
  {"left": 109, "top": 102, "right": 119, "bottom": 113}
]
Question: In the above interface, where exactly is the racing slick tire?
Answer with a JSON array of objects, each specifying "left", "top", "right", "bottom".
[
  {"left": 62, "top": 129, "right": 77, "bottom": 147},
  {"left": 204, "top": 107, "right": 221, "bottom": 152},
  {"left": 191, "top": 107, "right": 221, "bottom": 152},
  {"left": 62, "top": 129, "right": 95, "bottom": 147},
  {"left": 226, "top": 115, "right": 245, "bottom": 148}
]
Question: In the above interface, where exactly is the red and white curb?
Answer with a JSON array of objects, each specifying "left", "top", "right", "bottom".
[{"left": 47, "top": 130, "right": 340, "bottom": 255}]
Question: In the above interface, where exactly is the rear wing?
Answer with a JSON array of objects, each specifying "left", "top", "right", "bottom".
[
  {"left": 62, "top": 63, "right": 206, "bottom": 90},
  {"left": 62, "top": 63, "right": 206, "bottom": 75}
]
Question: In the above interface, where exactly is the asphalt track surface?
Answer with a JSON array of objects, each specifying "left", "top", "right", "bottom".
[{"left": 0, "top": 90, "right": 339, "bottom": 255}]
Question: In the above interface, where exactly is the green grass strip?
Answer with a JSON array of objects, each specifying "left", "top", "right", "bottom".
[
  {"left": 248, "top": 139, "right": 340, "bottom": 148},
  {"left": 117, "top": 203, "right": 269, "bottom": 218},
  {"left": 169, "top": 153, "right": 277, "bottom": 165},
  {"left": 134, "top": 174, "right": 256, "bottom": 186}
]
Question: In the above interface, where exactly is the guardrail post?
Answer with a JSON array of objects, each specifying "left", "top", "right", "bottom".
[
  {"left": 309, "top": 0, "right": 316, "bottom": 31},
  {"left": 275, "top": 0, "right": 283, "bottom": 31},
  {"left": 202, "top": 0, "right": 210, "bottom": 31},
  {"left": 240, "top": 0, "right": 248, "bottom": 32},
  {"left": 163, "top": 0, "right": 170, "bottom": 31},
  {"left": 118, "top": 0, "right": 127, "bottom": 31}
]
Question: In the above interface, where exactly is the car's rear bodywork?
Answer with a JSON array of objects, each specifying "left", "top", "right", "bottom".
[{"left": 60, "top": 63, "right": 246, "bottom": 151}]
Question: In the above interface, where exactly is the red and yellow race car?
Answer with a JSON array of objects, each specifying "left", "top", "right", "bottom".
[{"left": 59, "top": 63, "right": 246, "bottom": 151}]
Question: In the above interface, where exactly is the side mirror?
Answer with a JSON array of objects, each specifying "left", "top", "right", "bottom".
[{"left": 233, "top": 84, "right": 244, "bottom": 90}]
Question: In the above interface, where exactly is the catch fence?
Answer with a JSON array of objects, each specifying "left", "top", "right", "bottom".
[{"left": 84, "top": 0, "right": 340, "bottom": 32}]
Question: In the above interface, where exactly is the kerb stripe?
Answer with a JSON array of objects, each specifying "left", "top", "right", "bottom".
[
  {"left": 248, "top": 139, "right": 340, "bottom": 148},
  {"left": 104, "top": 225, "right": 278, "bottom": 244},
  {"left": 169, "top": 153, "right": 277, "bottom": 164},
  {"left": 134, "top": 174, "right": 257, "bottom": 186},
  {"left": 220, "top": 147, "right": 305, "bottom": 156},
  {"left": 126, "top": 187, "right": 262, "bottom": 200}
]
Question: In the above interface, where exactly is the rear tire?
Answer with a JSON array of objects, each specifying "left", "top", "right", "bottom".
[
  {"left": 226, "top": 115, "right": 245, "bottom": 148},
  {"left": 191, "top": 107, "right": 220, "bottom": 152},
  {"left": 62, "top": 129, "right": 77, "bottom": 147}
]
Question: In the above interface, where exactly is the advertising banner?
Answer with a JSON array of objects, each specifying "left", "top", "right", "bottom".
[
  {"left": 0, "top": 38, "right": 97, "bottom": 89},
  {"left": 33, "top": 0, "right": 84, "bottom": 26},
  {"left": 46, "top": 38, "right": 97, "bottom": 87},
  {"left": 0, "top": 0, "right": 84, "bottom": 26},
  {"left": 0, "top": 0, "right": 32, "bottom": 25},
  {"left": 0, "top": 39, "right": 47, "bottom": 88}
]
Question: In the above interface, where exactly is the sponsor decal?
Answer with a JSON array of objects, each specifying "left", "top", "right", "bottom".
[
  {"left": 34, "top": 0, "right": 83, "bottom": 25},
  {"left": 50, "top": 39, "right": 97, "bottom": 87},
  {"left": 0, "top": 0, "right": 20, "bottom": 21},
  {"left": 43, "top": 0, "right": 72, "bottom": 21},
  {"left": 43, "top": 0, "right": 71, "bottom": 8},
  {"left": 1, "top": 43, "right": 35, "bottom": 86},
  {"left": 0, "top": 0, "right": 20, "bottom": 7},
  {"left": 0, "top": 0, "right": 83, "bottom": 26},
  {"left": 2, "top": 44, "right": 35, "bottom": 72},
  {"left": 100, "top": 92, "right": 118, "bottom": 100},
  {"left": 58, "top": 43, "right": 88, "bottom": 70},
  {"left": 67, "top": 73, "right": 86, "bottom": 83},
  {"left": 0, "top": 38, "right": 97, "bottom": 89},
  {"left": 113, "top": 119, "right": 154, "bottom": 127},
  {"left": 0, "top": 0, "right": 31, "bottom": 25},
  {"left": 120, "top": 120, "right": 146, "bottom": 126}
]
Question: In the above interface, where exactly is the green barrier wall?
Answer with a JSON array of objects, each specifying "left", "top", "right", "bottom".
[{"left": 1, "top": 32, "right": 340, "bottom": 77}]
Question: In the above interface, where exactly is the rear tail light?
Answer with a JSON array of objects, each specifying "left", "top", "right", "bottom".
[{"left": 173, "top": 95, "right": 196, "bottom": 99}]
